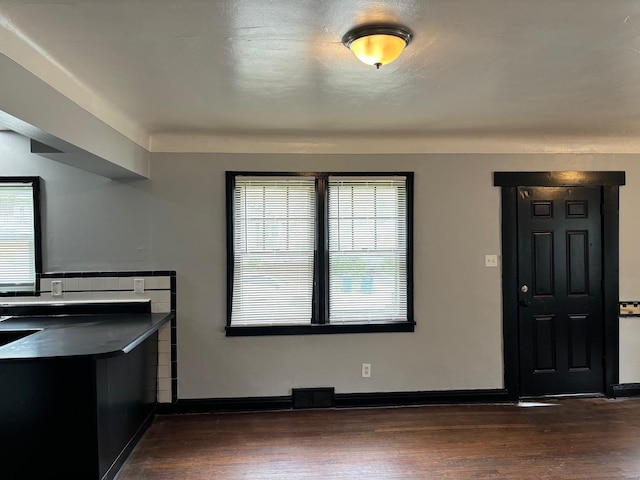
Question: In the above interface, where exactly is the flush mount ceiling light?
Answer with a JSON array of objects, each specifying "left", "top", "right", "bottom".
[{"left": 342, "top": 24, "right": 413, "bottom": 69}]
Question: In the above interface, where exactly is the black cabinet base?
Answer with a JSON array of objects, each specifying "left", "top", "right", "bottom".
[
  {"left": 102, "top": 409, "right": 155, "bottom": 480},
  {"left": 0, "top": 332, "right": 158, "bottom": 479}
]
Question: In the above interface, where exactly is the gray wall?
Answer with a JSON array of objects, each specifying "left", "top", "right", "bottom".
[
  {"left": 0, "top": 132, "right": 155, "bottom": 271},
  {"left": 149, "top": 152, "right": 640, "bottom": 398},
  {"left": 3, "top": 130, "right": 640, "bottom": 398}
]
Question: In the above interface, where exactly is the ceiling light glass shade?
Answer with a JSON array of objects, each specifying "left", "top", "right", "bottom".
[{"left": 342, "top": 25, "right": 412, "bottom": 69}]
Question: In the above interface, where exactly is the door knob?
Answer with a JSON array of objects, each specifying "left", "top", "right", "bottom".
[
  {"left": 519, "top": 299, "right": 531, "bottom": 307},
  {"left": 520, "top": 285, "right": 529, "bottom": 293}
]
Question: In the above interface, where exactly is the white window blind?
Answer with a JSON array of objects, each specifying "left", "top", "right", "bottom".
[
  {"left": 328, "top": 176, "right": 408, "bottom": 323},
  {"left": 0, "top": 182, "right": 36, "bottom": 293},
  {"left": 231, "top": 176, "right": 315, "bottom": 326}
]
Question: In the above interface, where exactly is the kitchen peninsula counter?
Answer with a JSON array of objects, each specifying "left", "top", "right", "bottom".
[
  {"left": 0, "top": 301, "right": 173, "bottom": 480},
  {"left": 0, "top": 311, "right": 172, "bottom": 360}
]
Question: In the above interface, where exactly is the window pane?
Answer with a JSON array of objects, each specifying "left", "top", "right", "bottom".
[
  {"left": 0, "top": 182, "right": 37, "bottom": 292},
  {"left": 231, "top": 176, "right": 315, "bottom": 326},
  {"left": 328, "top": 176, "right": 408, "bottom": 323}
]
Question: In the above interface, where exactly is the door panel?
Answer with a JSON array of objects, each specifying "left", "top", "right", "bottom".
[
  {"left": 533, "top": 315, "right": 556, "bottom": 372},
  {"left": 532, "top": 232, "right": 554, "bottom": 295},
  {"left": 568, "top": 315, "right": 589, "bottom": 370},
  {"left": 518, "top": 186, "right": 603, "bottom": 396},
  {"left": 567, "top": 232, "right": 589, "bottom": 295}
]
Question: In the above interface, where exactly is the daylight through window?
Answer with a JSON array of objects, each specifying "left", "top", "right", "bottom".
[
  {"left": 227, "top": 172, "right": 413, "bottom": 335},
  {"left": 0, "top": 178, "right": 40, "bottom": 294}
]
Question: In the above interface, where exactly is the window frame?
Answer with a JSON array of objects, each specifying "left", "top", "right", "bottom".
[
  {"left": 225, "top": 171, "right": 414, "bottom": 336},
  {"left": 0, "top": 177, "right": 42, "bottom": 296}
]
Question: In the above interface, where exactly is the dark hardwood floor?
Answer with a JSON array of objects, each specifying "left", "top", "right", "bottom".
[{"left": 117, "top": 398, "right": 640, "bottom": 479}]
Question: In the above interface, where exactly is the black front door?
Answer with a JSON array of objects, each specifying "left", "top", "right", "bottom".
[{"left": 517, "top": 186, "right": 604, "bottom": 396}]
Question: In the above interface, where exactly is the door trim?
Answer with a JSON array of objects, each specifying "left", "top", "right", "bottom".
[{"left": 494, "top": 171, "right": 625, "bottom": 399}]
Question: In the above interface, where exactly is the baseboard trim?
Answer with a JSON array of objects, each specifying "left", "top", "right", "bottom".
[
  {"left": 612, "top": 383, "right": 640, "bottom": 398},
  {"left": 156, "top": 389, "right": 511, "bottom": 414},
  {"left": 156, "top": 396, "right": 292, "bottom": 414},
  {"left": 335, "top": 388, "right": 511, "bottom": 408}
]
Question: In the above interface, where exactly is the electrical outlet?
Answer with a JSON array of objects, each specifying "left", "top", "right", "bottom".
[
  {"left": 361, "top": 363, "right": 371, "bottom": 378},
  {"left": 485, "top": 254, "right": 499, "bottom": 267},
  {"left": 133, "top": 278, "right": 145, "bottom": 294},
  {"left": 51, "top": 280, "right": 63, "bottom": 297}
]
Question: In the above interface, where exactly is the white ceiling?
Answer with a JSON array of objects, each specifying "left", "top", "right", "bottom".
[{"left": 1, "top": 0, "right": 640, "bottom": 152}]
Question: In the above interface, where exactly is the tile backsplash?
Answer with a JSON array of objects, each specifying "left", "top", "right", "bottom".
[
  {"left": 36, "top": 275, "right": 172, "bottom": 313},
  {"left": 2, "top": 270, "right": 177, "bottom": 404}
]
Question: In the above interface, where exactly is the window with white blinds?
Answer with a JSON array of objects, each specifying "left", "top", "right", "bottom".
[
  {"left": 0, "top": 180, "right": 39, "bottom": 293},
  {"left": 328, "top": 176, "right": 407, "bottom": 323},
  {"left": 227, "top": 172, "right": 413, "bottom": 334},
  {"left": 230, "top": 176, "right": 316, "bottom": 326}
]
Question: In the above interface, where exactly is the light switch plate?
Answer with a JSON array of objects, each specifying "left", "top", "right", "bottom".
[{"left": 485, "top": 254, "right": 499, "bottom": 267}]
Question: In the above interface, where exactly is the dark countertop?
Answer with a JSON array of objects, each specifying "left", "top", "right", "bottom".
[{"left": 0, "top": 311, "right": 174, "bottom": 360}]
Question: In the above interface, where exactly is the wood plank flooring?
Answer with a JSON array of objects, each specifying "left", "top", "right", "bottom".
[{"left": 116, "top": 398, "right": 640, "bottom": 479}]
